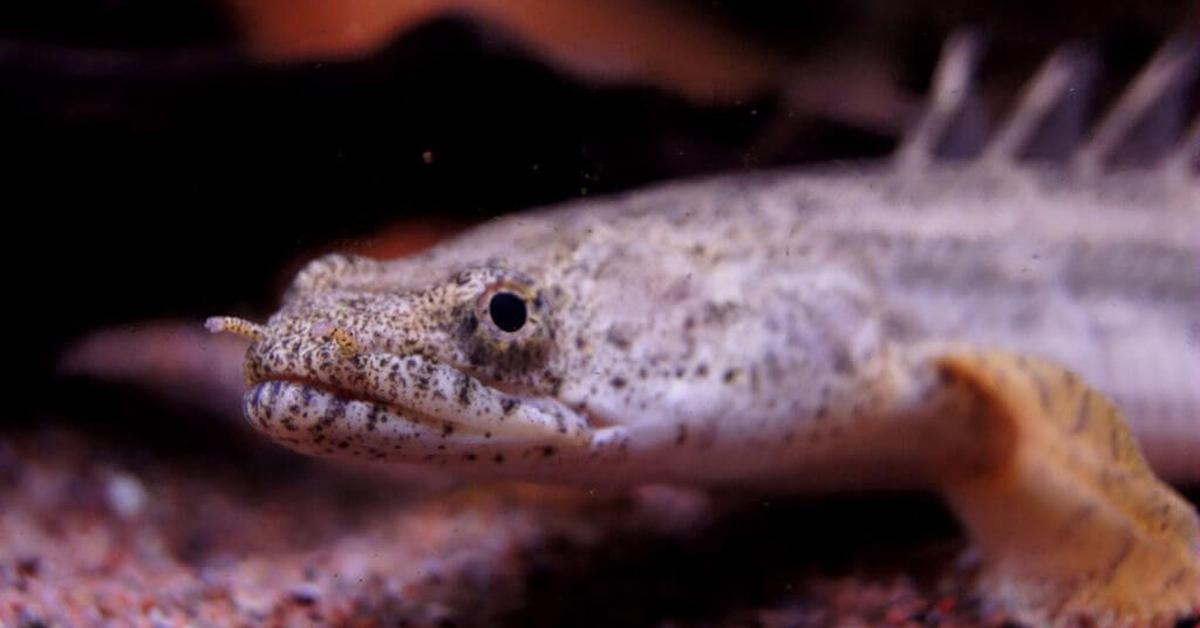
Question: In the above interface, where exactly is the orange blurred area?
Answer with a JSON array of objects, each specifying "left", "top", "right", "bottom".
[
  {"left": 345, "top": 217, "right": 467, "bottom": 259},
  {"left": 221, "top": 0, "right": 784, "bottom": 103}
]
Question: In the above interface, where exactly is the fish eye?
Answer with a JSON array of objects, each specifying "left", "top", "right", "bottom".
[{"left": 488, "top": 291, "right": 527, "bottom": 333}]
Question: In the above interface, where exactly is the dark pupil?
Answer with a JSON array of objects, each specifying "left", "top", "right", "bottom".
[{"left": 488, "top": 292, "right": 527, "bottom": 333}]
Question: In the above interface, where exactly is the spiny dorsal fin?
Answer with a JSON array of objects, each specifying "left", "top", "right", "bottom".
[{"left": 898, "top": 31, "right": 1199, "bottom": 179}]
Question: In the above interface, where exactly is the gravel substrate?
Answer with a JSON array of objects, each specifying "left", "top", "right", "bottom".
[
  {"left": 0, "top": 412, "right": 1044, "bottom": 628},
  {"left": 14, "top": 379, "right": 1200, "bottom": 628}
]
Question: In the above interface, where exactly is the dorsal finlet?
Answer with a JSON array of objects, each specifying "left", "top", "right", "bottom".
[
  {"left": 980, "top": 43, "right": 1096, "bottom": 165},
  {"left": 894, "top": 29, "right": 982, "bottom": 171},
  {"left": 1073, "top": 35, "right": 1200, "bottom": 175}
]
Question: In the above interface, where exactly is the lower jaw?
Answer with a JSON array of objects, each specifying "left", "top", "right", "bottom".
[
  {"left": 242, "top": 380, "right": 458, "bottom": 458},
  {"left": 240, "top": 380, "right": 583, "bottom": 467}
]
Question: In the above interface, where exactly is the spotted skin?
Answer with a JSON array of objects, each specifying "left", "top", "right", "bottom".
[{"left": 209, "top": 39, "right": 1200, "bottom": 627}]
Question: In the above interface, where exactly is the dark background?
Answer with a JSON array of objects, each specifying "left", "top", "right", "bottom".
[{"left": 2, "top": 0, "right": 1196, "bottom": 401}]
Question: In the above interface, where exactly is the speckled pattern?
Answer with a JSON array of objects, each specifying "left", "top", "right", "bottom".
[
  {"left": 218, "top": 161, "right": 1200, "bottom": 485},
  {"left": 203, "top": 36, "right": 1200, "bottom": 626},
  {"left": 0, "top": 426, "right": 1015, "bottom": 628},
  {"left": 212, "top": 48, "right": 1200, "bottom": 483}
]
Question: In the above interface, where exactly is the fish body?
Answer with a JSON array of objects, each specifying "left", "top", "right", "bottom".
[
  {"left": 211, "top": 34, "right": 1200, "bottom": 626},
  {"left": 227, "top": 164, "right": 1199, "bottom": 485}
]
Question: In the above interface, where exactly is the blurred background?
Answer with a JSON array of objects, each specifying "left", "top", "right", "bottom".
[{"left": 4, "top": 0, "right": 1197, "bottom": 402}]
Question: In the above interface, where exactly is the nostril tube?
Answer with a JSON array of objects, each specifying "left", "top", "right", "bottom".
[{"left": 206, "top": 316, "right": 267, "bottom": 341}]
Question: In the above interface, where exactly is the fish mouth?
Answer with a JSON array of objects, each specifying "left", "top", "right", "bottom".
[
  {"left": 245, "top": 375, "right": 448, "bottom": 434},
  {"left": 241, "top": 351, "right": 594, "bottom": 461},
  {"left": 206, "top": 316, "right": 597, "bottom": 462},
  {"left": 243, "top": 378, "right": 485, "bottom": 461}
]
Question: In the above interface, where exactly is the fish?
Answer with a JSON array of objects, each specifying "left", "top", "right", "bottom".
[{"left": 210, "top": 32, "right": 1200, "bottom": 626}]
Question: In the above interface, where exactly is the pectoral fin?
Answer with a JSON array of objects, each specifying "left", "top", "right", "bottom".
[{"left": 927, "top": 350, "right": 1199, "bottom": 627}]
